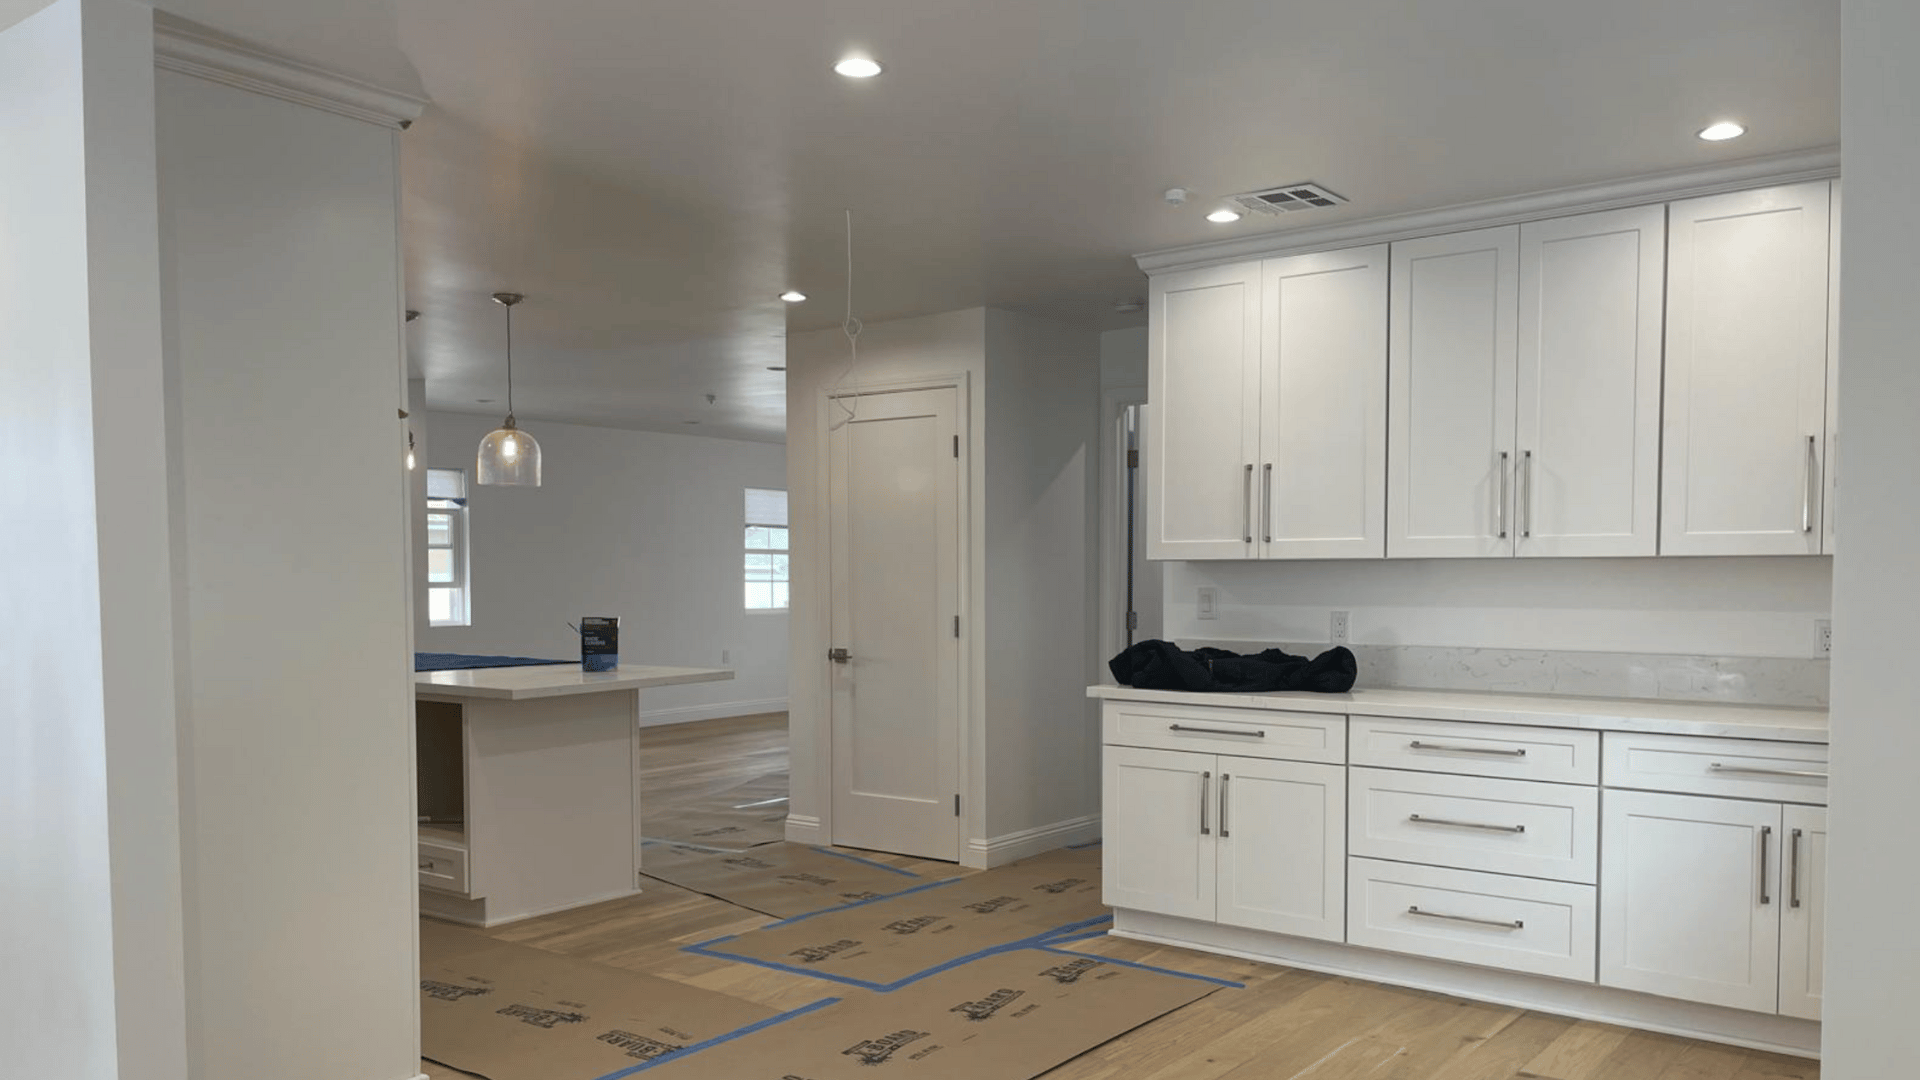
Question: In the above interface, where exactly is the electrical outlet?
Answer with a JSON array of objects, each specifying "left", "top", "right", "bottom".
[
  {"left": 1197, "top": 587, "right": 1218, "bottom": 620},
  {"left": 1330, "top": 610, "right": 1350, "bottom": 645},
  {"left": 721, "top": 647, "right": 734, "bottom": 665},
  {"left": 1816, "top": 619, "right": 1832, "bottom": 656}
]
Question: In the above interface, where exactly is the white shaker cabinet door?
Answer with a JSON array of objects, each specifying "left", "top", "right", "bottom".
[
  {"left": 1146, "top": 263, "right": 1263, "bottom": 559},
  {"left": 1215, "top": 756, "right": 1346, "bottom": 942},
  {"left": 1779, "top": 804, "right": 1828, "bottom": 1021},
  {"left": 1599, "top": 790, "right": 1782, "bottom": 1013},
  {"left": 1259, "top": 245, "right": 1388, "bottom": 559},
  {"left": 1102, "top": 745, "right": 1217, "bottom": 921},
  {"left": 1661, "top": 182, "right": 1831, "bottom": 555},
  {"left": 1516, "top": 206, "right": 1665, "bottom": 558},
  {"left": 1387, "top": 227, "right": 1518, "bottom": 558}
]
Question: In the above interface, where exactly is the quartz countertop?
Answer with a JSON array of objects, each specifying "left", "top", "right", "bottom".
[
  {"left": 1087, "top": 683, "right": 1829, "bottom": 743},
  {"left": 417, "top": 664, "right": 733, "bottom": 701}
]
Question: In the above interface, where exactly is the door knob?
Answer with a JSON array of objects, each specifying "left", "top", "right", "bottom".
[{"left": 828, "top": 647, "right": 852, "bottom": 663}]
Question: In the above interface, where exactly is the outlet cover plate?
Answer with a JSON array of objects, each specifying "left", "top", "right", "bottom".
[
  {"left": 1197, "top": 587, "right": 1218, "bottom": 620},
  {"left": 1816, "top": 619, "right": 1832, "bottom": 655},
  {"left": 1330, "top": 610, "right": 1350, "bottom": 645}
]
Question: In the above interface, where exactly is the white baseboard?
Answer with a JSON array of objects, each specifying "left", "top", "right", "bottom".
[
  {"left": 964, "top": 814, "right": 1102, "bottom": 869},
  {"left": 638, "top": 698, "right": 788, "bottom": 728},
  {"left": 1110, "top": 910, "right": 1820, "bottom": 1059},
  {"left": 784, "top": 813, "right": 824, "bottom": 845}
]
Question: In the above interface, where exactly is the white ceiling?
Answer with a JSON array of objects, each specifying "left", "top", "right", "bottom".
[{"left": 366, "top": 0, "right": 1838, "bottom": 442}]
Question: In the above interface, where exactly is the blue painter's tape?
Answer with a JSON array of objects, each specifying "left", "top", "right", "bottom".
[
  {"left": 1036, "top": 928, "right": 1110, "bottom": 947},
  {"left": 808, "top": 846, "right": 922, "bottom": 877},
  {"left": 585, "top": 996, "right": 842, "bottom": 1080},
  {"left": 1034, "top": 943, "right": 1245, "bottom": 988}
]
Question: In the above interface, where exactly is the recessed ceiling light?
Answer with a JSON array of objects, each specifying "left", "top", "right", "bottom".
[
  {"left": 1206, "top": 209, "right": 1243, "bottom": 224},
  {"left": 1698, "top": 121, "right": 1746, "bottom": 142},
  {"left": 779, "top": 290, "right": 808, "bottom": 303},
  {"left": 834, "top": 56, "right": 883, "bottom": 79}
]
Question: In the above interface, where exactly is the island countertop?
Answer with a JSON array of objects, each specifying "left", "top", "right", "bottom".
[
  {"left": 416, "top": 664, "right": 734, "bottom": 701},
  {"left": 1087, "top": 683, "right": 1829, "bottom": 743}
]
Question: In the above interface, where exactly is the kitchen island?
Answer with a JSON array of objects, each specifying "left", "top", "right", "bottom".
[{"left": 415, "top": 663, "right": 732, "bottom": 926}]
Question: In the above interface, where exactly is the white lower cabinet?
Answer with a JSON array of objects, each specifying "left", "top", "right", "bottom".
[
  {"left": 1599, "top": 789, "right": 1784, "bottom": 1013},
  {"left": 1103, "top": 744, "right": 1345, "bottom": 941},
  {"left": 1779, "top": 804, "right": 1828, "bottom": 1021}
]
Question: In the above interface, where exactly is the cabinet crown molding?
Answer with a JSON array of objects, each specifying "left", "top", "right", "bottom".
[
  {"left": 153, "top": 12, "right": 428, "bottom": 130},
  {"left": 1135, "top": 148, "right": 1840, "bottom": 275}
]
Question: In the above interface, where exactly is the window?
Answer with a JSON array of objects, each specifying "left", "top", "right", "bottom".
[
  {"left": 745, "top": 487, "right": 789, "bottom": 611},
  {"left": 426, "top": 468, "right": 471, "bottom": 626}
]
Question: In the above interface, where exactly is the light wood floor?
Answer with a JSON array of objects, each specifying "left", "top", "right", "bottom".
[{"left": 422, "top": 712, "right": 1820, "bottom": 1080}]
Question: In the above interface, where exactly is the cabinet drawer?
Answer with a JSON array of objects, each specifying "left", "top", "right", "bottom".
[
  {"left": 418, "top": 839, "right": 470, "bottom": 894},
  {"left": 1103, "top": 700, "right": 1345, "bottom": 764},
  {"left": 1603, "top": 733, "right": 1828, "bottom": 805},
  {"left": 1347, "top": 857, "right": 1597, "bottom": 982},
  {"left": 1349, "top": 768, "right": 1598, "bottom": 884},
  {"left": 1350, "top": 716, "right": 1598, "bottom": 784}
]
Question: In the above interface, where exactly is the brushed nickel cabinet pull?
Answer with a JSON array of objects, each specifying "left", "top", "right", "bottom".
[
  {"left": 1521, "top": 449, "right": 1534, "bottom": 538},
  {"left": 1497, "top": 450, "right": 1510, "bottom": 539},
  {"left": 1709, "top": 763, "right": 1828, "bottom": 780},
  {"left": 1803, "top": 435, "right": 1817, "bottom": 534},
  {"left": 1243, "top": 464, "right": 1254, "bottom": 545},
  {"left": 1170, "top": 724, "right": 1265, "bottom": 738},
  {"left": 1263, "top": 463, "right": 1274, "bottom": 544},
  {"left": 1220, "top": 773, "right": 1231, "bottom": 838},
  {"left": 1409, "top": 814, "right": 1526, "bottom": 834},
  {"left": 1409, "top": 740, "right": 1526, "bottom": 758},
  {"left": 1760, "top": 825, "right": 1773, "bottom": 906},
  {"left": 1199, "top": 771, "right": 1211, "bottom": 836},
  {"left": 1407, "top": 906, "right": 1523, "bottom": 930},
  {"left": 1790, "top": 827, "right": 1804, "bottom": 909}
]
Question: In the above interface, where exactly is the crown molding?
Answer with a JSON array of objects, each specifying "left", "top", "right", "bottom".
[
  {"left": 1135, "top": 147, "right": 1841, "bottom": 274},
  {"left": 152, "top": 12, "right": 427, "bottom": 130}
]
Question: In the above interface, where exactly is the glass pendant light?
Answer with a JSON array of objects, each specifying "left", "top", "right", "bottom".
[{"left": 476, "top": 291, "right": 541, "bottom": 486}]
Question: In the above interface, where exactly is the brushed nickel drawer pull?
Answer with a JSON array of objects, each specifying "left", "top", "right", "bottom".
[
  {"left": 1170, "top": 724, "right": 1266, "bottom": 738},
  {"left": 1220, "top": 773, "right": 1231, "bottom": 839},
  {"left": 1709, "top": 763, "right": 1828, "bottom": 780},
  {"left": 419, "top": 860, "right": 435, "bottom": 871},
  {"left": 1407, "top": 906, "right": 1523, "bottom": 931},
  {"left": 1409, "top": 814, "right": 1526, "bottom": 834},
  {"left": 1408, "top": 740, "right": 1526, "bottom": 758},
  {"left": 1199, "top": 771, "right": 1211, "bottom": 836},
  {"left": 1790, "top": 827, "right": 1804, "bottom": 910}
]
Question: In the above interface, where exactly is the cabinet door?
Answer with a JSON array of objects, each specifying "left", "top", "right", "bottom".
[
  {"left": 1259, "top": 245, "right": 1388, "bottom": 559},
  {"left": 1215, "top": 756, "right": 1345, "bottom": 941},
  {"left": 1387, "top": 227, "right": 1518, "bottom": 558},
  {"left": 1146, "top": 263, "right": 1263, "bottom": 559},
  {"left": 1102, "top": 745, "right": 1216, "bottom": 920},
  {"left": 1662, "top": 182, "right": 1831, "bottom": 555},
  {"left": 1779, "top": 804, "right": 1827, "bottom": 1021},
  {"left": 1599, "top": 790, "right": 1782, "bottom": 1012},
  {"left": 1516, "top": 206, "right": 1665, "bottom": 557}
]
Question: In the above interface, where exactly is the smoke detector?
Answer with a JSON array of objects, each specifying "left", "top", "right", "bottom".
[{"left": 1230, "top": 182, "right": 1348, "bottom": 216}]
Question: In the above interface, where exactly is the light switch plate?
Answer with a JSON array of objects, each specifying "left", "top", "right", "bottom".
[{"left": 1197, "top": 587, "right": 1218, "bottom": 620}]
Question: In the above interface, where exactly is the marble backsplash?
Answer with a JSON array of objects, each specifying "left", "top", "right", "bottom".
[{"left": 1176, "top": 640, "right": 1829, "bottom": 708}]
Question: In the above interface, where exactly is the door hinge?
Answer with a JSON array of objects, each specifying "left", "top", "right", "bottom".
[
  {"left": 1127, "top": 448, "right": 1139, "bottom": 469},
  {"left": 953, "top": 434, "right": 960, "bottom": 458},
  {"left": 954, "top": 794, "right": 961, "bottom": 817},
  {"left": 1127, "top": 611, "right": 1139, "bottom": 630},
  {"left": 953, "top": 614, "right": 961, "bottom": 638}
]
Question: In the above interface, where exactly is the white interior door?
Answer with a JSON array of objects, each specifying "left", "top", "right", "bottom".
[
  {"left": 1779, "top": 804, "right": 1828, "bottom": 1021},
  {"left": 1260, "top": 244, "right": 1389, "bottom": 558},
  {"left": 1599, "top": 789, "right": 1782, "bottom": 1013},
  {"left": 827, "top": 386, "right": 962, "bottom": 861},
  {"left": 1102, "top": 746, "right": 1216, "bottom": 920},
  {"left": 1146, "top": 263, "right": 1262, "bottom": 559},
  {"left": 1387, "top": 227, "right": 1518, "bottom": 558},
  {"left": 1661, "top": 182, "right": 1831, "bottom": 555},
  {"left": 1215, "top": 756, "right": 1345, "bottom": 941},
  {"left": 1516, "top": 205, "right": 1665, "bottom": 557}
]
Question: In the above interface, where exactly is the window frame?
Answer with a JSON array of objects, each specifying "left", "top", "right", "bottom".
[
  {"left": 425, "top": 468, "right": 472, "bottom": 627},
  {"left": 744, "top": 487, "right": 790, "bottom": 613}
]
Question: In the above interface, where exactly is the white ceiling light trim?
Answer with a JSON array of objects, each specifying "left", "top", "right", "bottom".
[
  {"left": 779, "top": 290, "right": 808, "bottom": 302},
  {"left": 833, "top": 56, "right": 884, "bottom": 78},
  {"left": 1698, "top": 120, "right": 1748, "bottom": 141},
  {"left": 1205, "top": 209, "right": 1243, "bottom": 223}
]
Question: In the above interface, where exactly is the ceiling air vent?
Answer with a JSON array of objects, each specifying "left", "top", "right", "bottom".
[{"left": 1231, "top": 182, "right": 1348, "bottom": 216}]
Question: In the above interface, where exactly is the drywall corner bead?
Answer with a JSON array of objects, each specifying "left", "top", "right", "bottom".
[{"left": 152, "top": 12, "right": 427, "bottom": 130}]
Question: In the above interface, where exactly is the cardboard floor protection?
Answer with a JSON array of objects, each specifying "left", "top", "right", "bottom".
[
  {"left": 690, "top": 846, "right": 1107, "bottom": 989},
  {"left": 636, "top": 943, "right": 1228, "bottom": 1080},
  {"left": 640, "top": 841, "right": 930, "bottom": 918},
  {"left": 641, "top": 770, "right": 790, "bottom": 849},
  {"left": 419, "top": 920, "right": 779, "bottom": 1080}
]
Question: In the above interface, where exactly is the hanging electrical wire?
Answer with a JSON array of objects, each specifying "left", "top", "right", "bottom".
[{"left": 828, "top": 208, "right": 862, "bottom": 426}]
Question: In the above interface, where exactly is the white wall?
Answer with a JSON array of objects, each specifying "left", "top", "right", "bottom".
[
  {"left": 981, "top": 310, "right": 1102, "bottom": 840},
  {"left": 418, "top": 412, "right": 790, "bottom": 724},
  {"left": 1162, "top": 558, "right": 1833, "bottom": 659},
  {"left": 785, "top": 309, "right": 988, "bottom": 837},
  {"left": 1821, "top": 2, "right": 1920, "bottom": 1075},
  {"left": 0, "top": 3, "right": 186, "bottom": 1078},
  {"left": 1100, "top": 325, "right": 1147, "bottom": 388},
  {"left": 157, "top": 66, "right": 418, "bottom": 1080}
]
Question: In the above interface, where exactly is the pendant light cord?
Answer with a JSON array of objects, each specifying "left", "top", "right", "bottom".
[
  {"left": 505, "top": 301, "right": 515, "bottom": 419},
  {"left": 830, "top": 209, "right": 862, "bottom": 426}
]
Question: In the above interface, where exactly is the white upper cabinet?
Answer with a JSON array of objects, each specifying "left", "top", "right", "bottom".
[
  {"left": 1146, "top": 263, "right": 1263, "bottom": 559},
  {"left": 1661, "top": 182, "right": 1832, "bottom": 555},
  {"left": 1259, "top": 245, "right": 1388, "bottom": 559},
  {"left": 1516, "top": 206, "right": 1666, "bottom": 557},
  {"left": 1388, "top": 227, "right": 1519, "bottom": 558}
]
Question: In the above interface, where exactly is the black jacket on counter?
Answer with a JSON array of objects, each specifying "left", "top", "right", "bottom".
[{"left": 1108, "top": 640, "right": 1357, "bottom": 695}]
